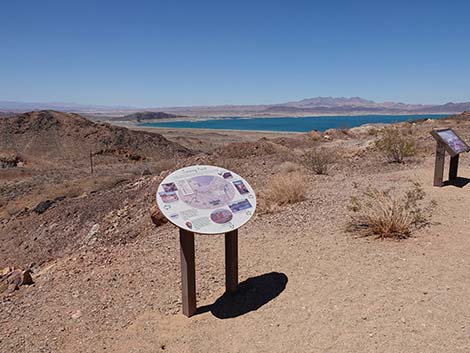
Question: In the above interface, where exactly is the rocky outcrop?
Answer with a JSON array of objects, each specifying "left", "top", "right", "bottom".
[{"left": 0, "top": 267, "right": 34, "bottom": 296}]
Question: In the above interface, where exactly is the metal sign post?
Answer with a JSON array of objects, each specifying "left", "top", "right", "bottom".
[
  {"left": 430, "top": 128, "right": 470, "bottom": 187},
  {"left": 178, "top": 228, "right": 238, "bottom": 317},
  {"left": 157, "top": 165, "right": 256, "bottom": 317}
]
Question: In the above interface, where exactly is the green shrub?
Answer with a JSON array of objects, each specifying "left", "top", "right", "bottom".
[
  {"left": 303, "top": 148, "right": 332, "bottom": 175},
  {"left": 375, "top": 127, "right": 416, "bottom": 163}
]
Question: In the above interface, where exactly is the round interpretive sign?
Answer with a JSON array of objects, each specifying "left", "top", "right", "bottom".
[{"left": 156, "top": 165, "right": 256, "bottom": 234}]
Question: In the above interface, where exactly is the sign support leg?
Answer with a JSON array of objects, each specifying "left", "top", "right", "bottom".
[
  {"left": 434, "top": 142, "right": 445, "bottom": 187},
  {"left": 225, "top": 229, "right": 238, "bottom": 294},
  {"left": 180, "top": 229, "right": 196, "bottom": 317},
  {"left": 449, "top": 154, "right": 459, "bottom": 181}
]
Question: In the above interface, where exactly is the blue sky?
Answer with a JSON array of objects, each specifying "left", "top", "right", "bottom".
[{"left": 1, "top": 0, "right": 469, "bottom": 107}]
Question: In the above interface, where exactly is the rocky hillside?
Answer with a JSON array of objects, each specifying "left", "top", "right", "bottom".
[
  {"left": 2, "top": 115, "right": 470, "bottom": 352},
  {"left": 0, "top": 111, "right": 15, "bottom": 118},
  {"left": 442, "top": 110, "right": 470, "bottom": 121},
  {"left": 0, "top": 110, "right": 191, "bottom": 166}
]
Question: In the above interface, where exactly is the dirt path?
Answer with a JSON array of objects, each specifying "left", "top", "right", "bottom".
[{"left": 106, "top": 166, "right": 470, "bottom": 353}]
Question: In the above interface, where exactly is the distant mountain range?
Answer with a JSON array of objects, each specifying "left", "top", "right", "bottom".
[{"left": 1, "top": 97, "right": 470, "bottom": 118}]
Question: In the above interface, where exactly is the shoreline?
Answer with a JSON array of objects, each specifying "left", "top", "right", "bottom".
[
  {"left": 128, "top": 125, "right": 304, "bottom": 135},
  {"left": 109, "top": 112, "right": 452, "bottom": 124},
  {"left": 117, "top": 113, "right": 448, "bottom": 135}
]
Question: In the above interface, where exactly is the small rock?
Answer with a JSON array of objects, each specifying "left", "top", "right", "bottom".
[
  {"left": 150, "top": 205, "right": 168, "bottom": 227},
  {"left": 21, "top": 269, "right": 34, "bottom": 285},
  {"left": 34, "top": 200, "right": 56, "bottom": 214},
  {"left": 141, "top": 169, "right": 152, "bottom": 176},
  {"left": 1, "top": 267, "right": 13, "bottom": 278},
  {"left": 5, "top": 269, "right": 22, "bottom": 286},
  {"left": 84, "top": 224, "right": 100, "bottom": 242},
  {"left": 6, "top": 269, "right": 34, "bottom": 286},
  {"left": 71, "top": 310, "right": 82, "bottom": 320}
]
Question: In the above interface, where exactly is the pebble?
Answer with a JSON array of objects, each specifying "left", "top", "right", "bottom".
[{"left": 71, "top": 310, "right": 82, "bottom": 320}]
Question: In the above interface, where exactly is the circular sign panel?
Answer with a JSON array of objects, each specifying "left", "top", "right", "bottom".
[{"left": 156, "top": 165, "right": 256, "bottom": 234}]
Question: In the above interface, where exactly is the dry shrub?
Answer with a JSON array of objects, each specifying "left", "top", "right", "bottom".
[
  {"left": 348, "top": 182, "right": 430, "bottom": 239},
  {"left": 275, "top": 161, "right": 304, "bottom": 174},
  {"left": 215, "top": 158, "right": 241, "bottom": 174},
  {"left": 309, "top": 130, "right": 322, "bottom": 141},
  {"left": 265, "top": 171, "right": 308, "bottom": 206},
  {"left": 303, "top": 148, "right": 333, "bottom": 175},
  {"left": 140, "top": 158, "right": 178, "bottom": 175},
  {"left": 375, "top": 127, "right": 416, "bottom": 163},
  {"left": 154, "top": 159, "right": 178, "bottom": 173}
]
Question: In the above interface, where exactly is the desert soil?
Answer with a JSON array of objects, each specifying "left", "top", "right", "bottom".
[{"left": 1, "top": 112, "right": 470, "bottom": 353}]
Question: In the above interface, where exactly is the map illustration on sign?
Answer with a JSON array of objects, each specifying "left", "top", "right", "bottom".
[
  {"left": 178, "top": 175, "right": 236, "bottom": 209},
  {"left": 435, "top": 129, "right": 469, "bottom": 155},
  {"left": 156, "top": 165, "right": 257, "bottom": 234}
]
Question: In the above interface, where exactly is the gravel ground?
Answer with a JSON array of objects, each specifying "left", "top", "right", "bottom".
[{"left": 1, "top": 116, "right": 470, "bottom": 352}]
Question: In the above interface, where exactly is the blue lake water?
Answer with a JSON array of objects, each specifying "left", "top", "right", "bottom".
[{"left": 140, "top": 114, "right": 447, "bottom": 133}]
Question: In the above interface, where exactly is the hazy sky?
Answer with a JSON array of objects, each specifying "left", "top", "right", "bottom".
[{"left": 1, "top": 0, "right": 469, "bottom": 107}]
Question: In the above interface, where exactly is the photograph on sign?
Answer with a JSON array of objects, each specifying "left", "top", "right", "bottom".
[
  {"left": 156, "top": 165, "right": 257, "bottom": 234},
  {"left": 159, "top": 191, "right": 179, "bottom": 203},
  {"left": 436, "top": 129, "right": 469, "bottom": 155}
]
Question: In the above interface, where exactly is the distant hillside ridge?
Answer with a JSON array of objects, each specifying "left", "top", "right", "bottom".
[
  {"left": 2, "top": 97, "right": 470, "bottom": 117},
  {"left": 116, "top": 111, "right": 184, "bottom": 121},
  {"left": 158, "top": 97, "right": 470, "bottom": 117},
  {"left": 0, "top": 110, "right": 192, "bottom": 166},
  {"left": 0, "top": 111, "right": 15, "bottom": 118}
]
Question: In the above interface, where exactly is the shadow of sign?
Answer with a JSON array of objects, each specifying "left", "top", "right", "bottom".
[
  {"left": 198, "top": 272, "right": 288, "bottom": 319},
  {"left": 442, "top": 177, "right": 470, "bottom": 188}
]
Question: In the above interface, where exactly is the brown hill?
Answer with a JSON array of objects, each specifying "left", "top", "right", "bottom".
[
  {"left": 442, "top": 110, "right": 470, "bottom": 121},
  {"left": 0, "top": 110, "right": 191, "bottom": 166}
]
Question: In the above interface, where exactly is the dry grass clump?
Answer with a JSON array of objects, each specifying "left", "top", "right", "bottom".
[
  {"left": 303, "top": 148, "right": 333, "bottom": 175},
  {"left": 348, "top": 182, "right": 431, "bottom": 239},
  {"left": 375, "top": 127, "right": 416, "bottom": 163},
  {"left": 265, "top": 171, "right": 308, "bottom": 206}
]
